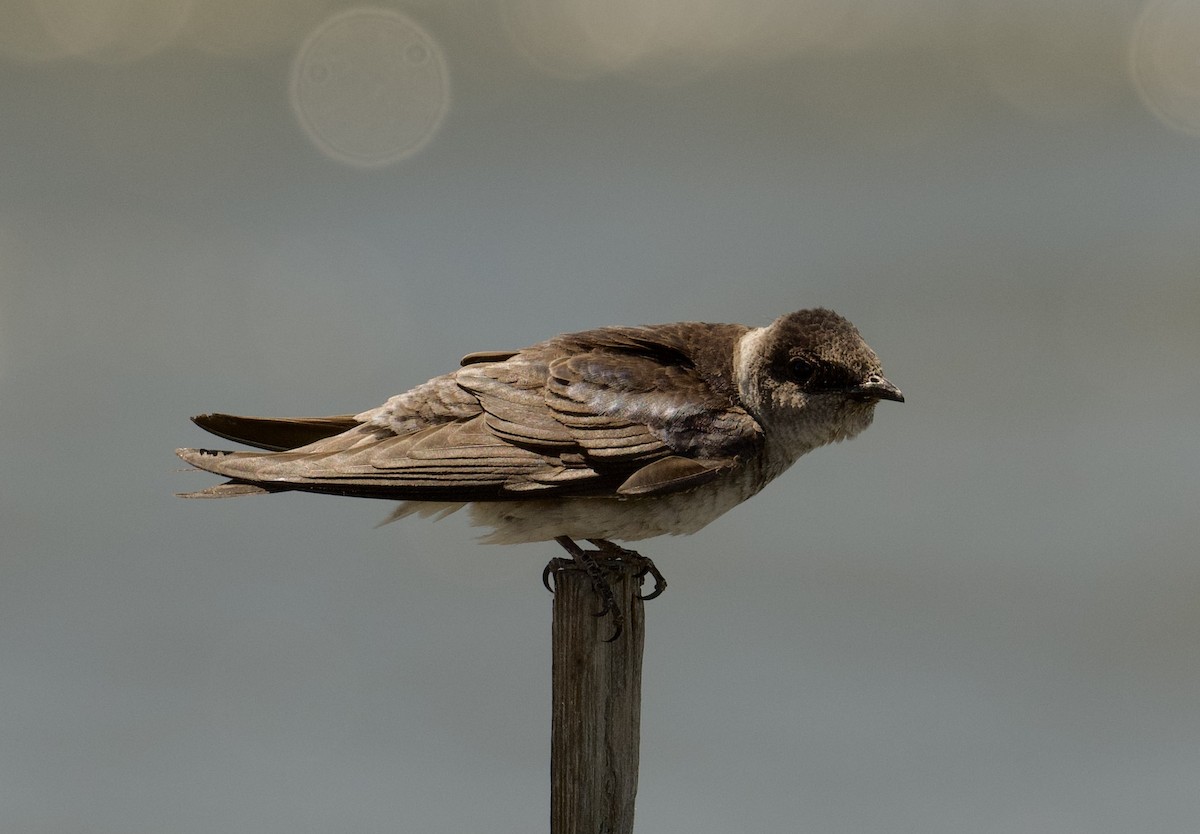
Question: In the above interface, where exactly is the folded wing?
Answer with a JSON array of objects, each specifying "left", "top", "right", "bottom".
[{"left": 178, "top": 325, "right": 763, "bottom": 500}]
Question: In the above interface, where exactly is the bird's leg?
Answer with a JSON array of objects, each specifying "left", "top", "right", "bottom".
[
  {"left": 588, "top": 539, "right": 668, "bottom": 601},
  {"left": 549, "top": 536, "right": 624, "bottom": 642}
]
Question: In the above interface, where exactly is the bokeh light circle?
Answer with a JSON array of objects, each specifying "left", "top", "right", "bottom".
[
  {"left": 1130, "top": 0, "right": 1200, "bottom": 136},
  {"left": 289, "top": 8, "right": 450, "bottom": 167}
]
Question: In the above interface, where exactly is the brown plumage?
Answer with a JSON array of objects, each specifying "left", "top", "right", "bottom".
[{"left": 178, "top": 308, "right": 903, "bottom": 639}]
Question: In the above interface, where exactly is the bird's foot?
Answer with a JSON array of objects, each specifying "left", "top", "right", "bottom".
[
  {"left": 544, "top": 537, "right": 668, "bottom": 642},
  {"left": 588, "top": 539, "right": 668, "bottom": 601}
]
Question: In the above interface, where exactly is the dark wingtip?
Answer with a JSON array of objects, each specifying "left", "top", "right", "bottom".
[{"left": 187, "top": 413, "right": 360, "bottom": 451}]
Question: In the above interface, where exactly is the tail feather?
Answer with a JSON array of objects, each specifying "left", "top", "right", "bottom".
[
  {"left": 177, "top": 481, "right": 274, "bottom": 499},
  {"left": 190, "top": 413, "right": 360, "bottom": 452}
]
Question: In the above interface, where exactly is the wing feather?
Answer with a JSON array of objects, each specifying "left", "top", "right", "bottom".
[{"left": 179, "top": 322, "right": 764, "bottom": 501}]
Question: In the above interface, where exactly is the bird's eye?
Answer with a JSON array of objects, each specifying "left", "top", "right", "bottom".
[{"left": 787, "top": 357, "right": 817, "bottom": 386}]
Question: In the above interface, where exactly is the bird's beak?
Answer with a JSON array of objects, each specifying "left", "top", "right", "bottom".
[{"left": 850, "top": 376, "right": 904, "bottom": 403}]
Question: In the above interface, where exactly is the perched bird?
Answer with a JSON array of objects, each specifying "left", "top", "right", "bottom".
[{"left": 178, "top": 308, "right": 902, "bottom": 637}]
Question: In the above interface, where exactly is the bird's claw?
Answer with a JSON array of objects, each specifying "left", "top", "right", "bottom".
[
  {"left": 634, "top": 560, "right": 668, "bottom": 601},
  {"left": 588, "top": 539, "right": 667, "bottom": 601},
  {"left": 542, "top": 557, "right": 571, "bottom": 594}
]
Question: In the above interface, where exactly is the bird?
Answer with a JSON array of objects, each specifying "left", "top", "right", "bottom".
[{"left": 177, "top": 308, "right": 903, "bottom": 638}]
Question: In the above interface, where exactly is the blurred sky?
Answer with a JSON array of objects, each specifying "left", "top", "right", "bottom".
[{"left": 2, "top": 0, "right": 1200, "bottom": 832}]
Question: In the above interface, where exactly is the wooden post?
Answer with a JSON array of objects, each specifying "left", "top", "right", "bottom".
[{"left": 550, "top": 563, "right": 645, "bottom": 834}]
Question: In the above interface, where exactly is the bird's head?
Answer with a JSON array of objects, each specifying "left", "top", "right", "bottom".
[{"left": 737, "top": 308, "right": 903, "bottom": 454}]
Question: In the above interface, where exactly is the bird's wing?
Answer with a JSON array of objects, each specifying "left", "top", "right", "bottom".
[{"left": 179, "top": 325, "right": 764, "bottom": 500}]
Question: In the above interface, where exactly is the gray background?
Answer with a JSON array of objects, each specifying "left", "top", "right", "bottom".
[{"left": 3, "top": 1, "right": 1200, "bottom": 831}]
